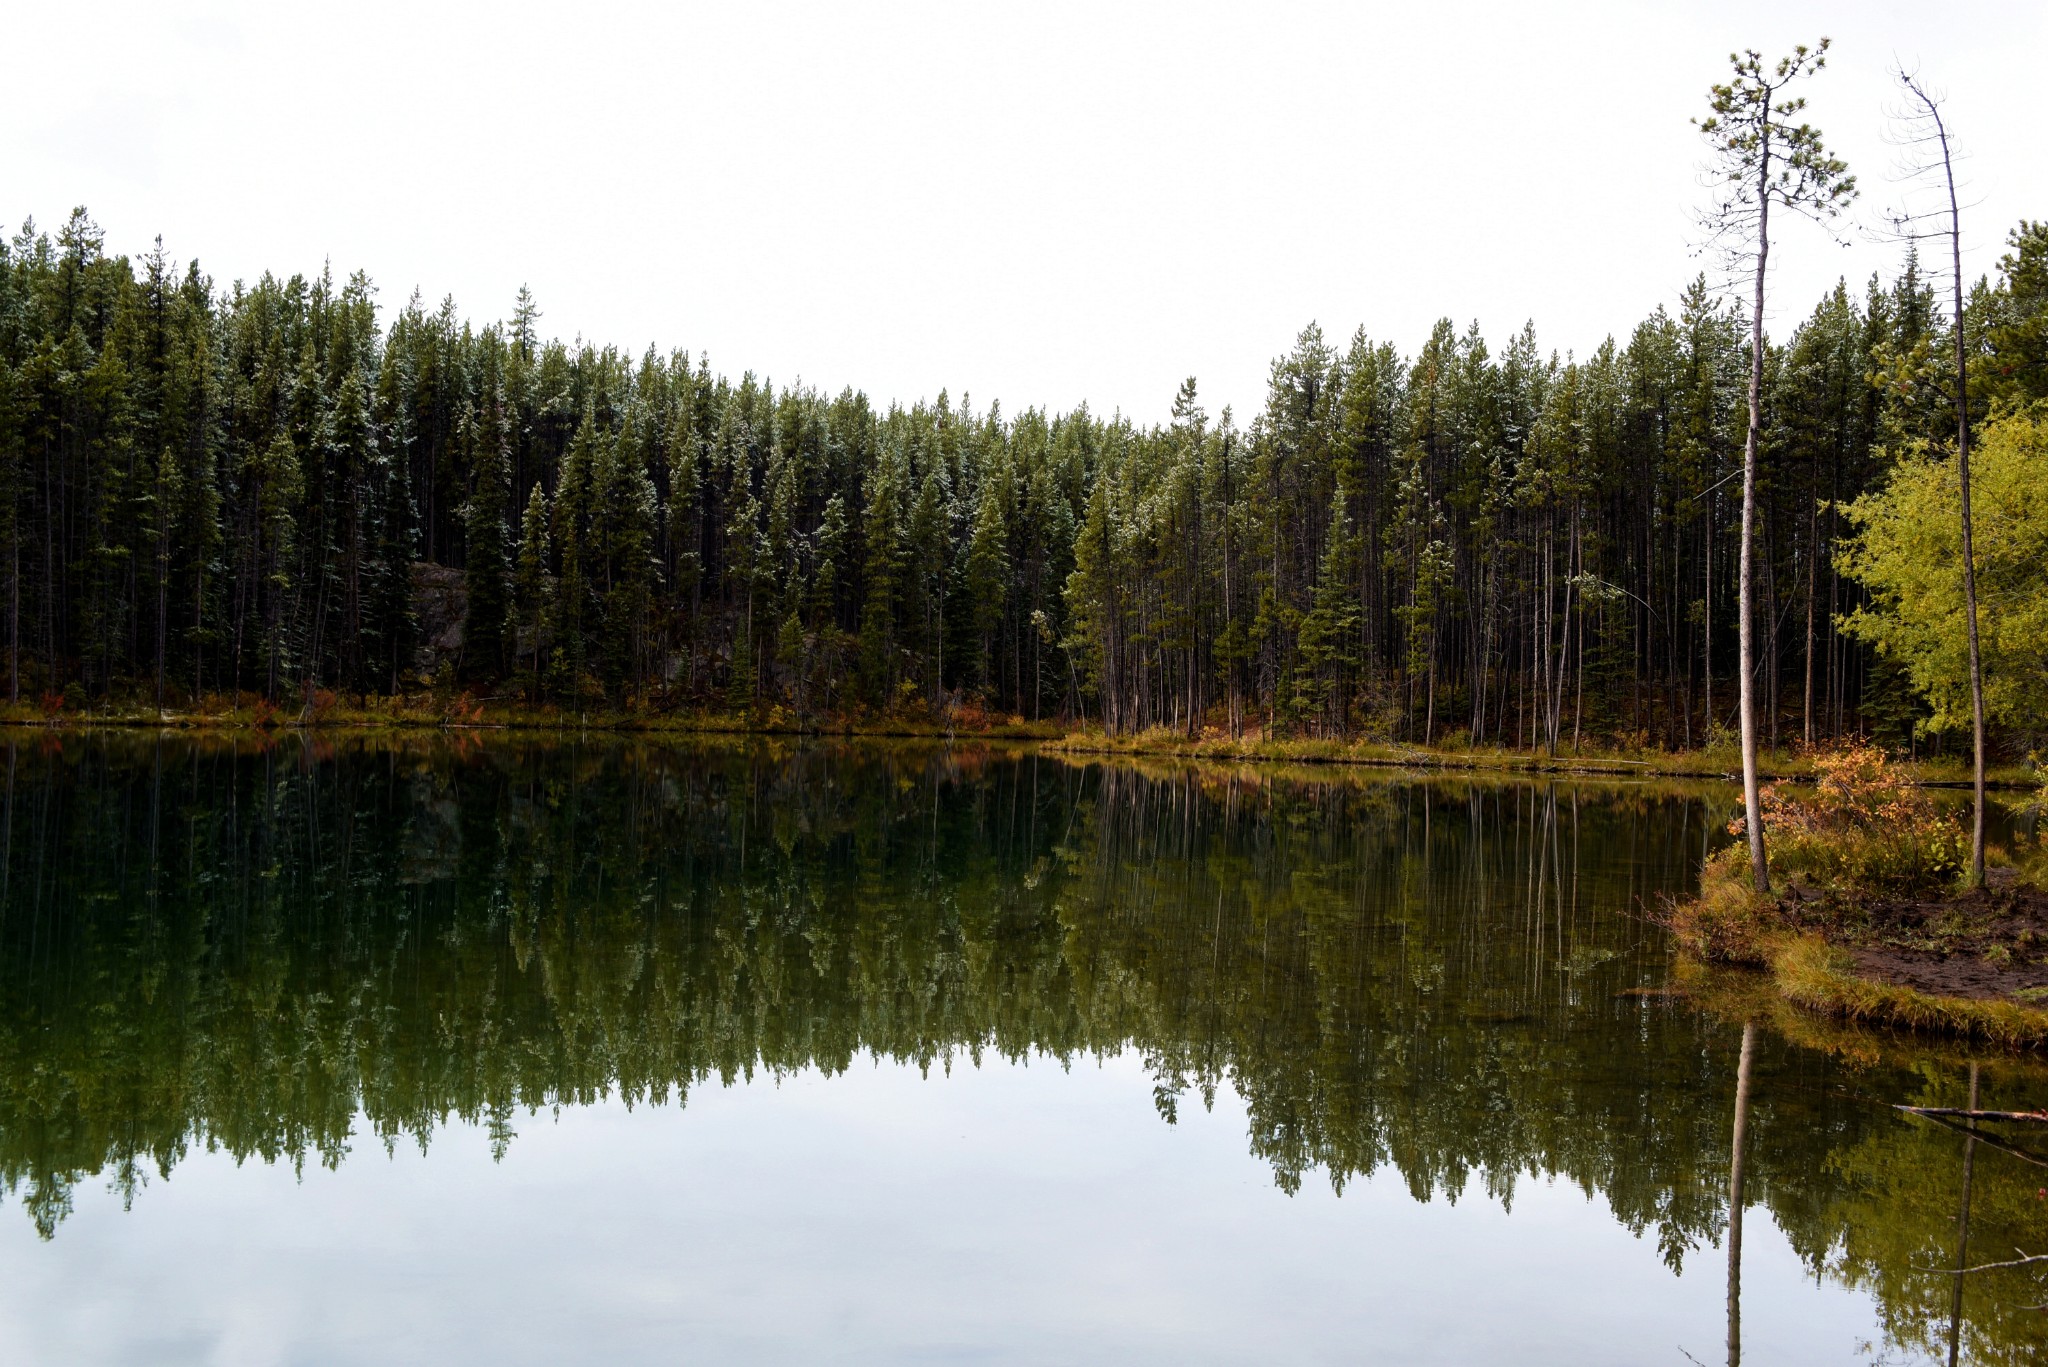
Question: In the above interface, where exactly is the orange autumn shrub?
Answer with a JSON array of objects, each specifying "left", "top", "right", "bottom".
[{"left": 1729, "top": 743, "right": 1967, "bottom": 893}]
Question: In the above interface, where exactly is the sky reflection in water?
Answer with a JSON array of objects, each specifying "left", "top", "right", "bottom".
[{"left": 3, "top": 1053, "right": 1880, "bottom": 1366}]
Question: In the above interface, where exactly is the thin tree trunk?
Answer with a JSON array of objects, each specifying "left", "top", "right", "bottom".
[
  {"left": 1739, "top": 137, "right": 1773, "bottom": 894},
  {"left": 1572, "top": 525, "right": 1585, "bottom": 754},
  {"left": 7, "top": 535, "right": 16, "bottom": 705},
  {"left": 1704, "top": 498, "right": 1713, "bottom": 736},
  {"left": 1765, "top": 513, "right": 1779, "bottom": 753},
  {"left": 155, "top": 502, "right": 170, "bottom": 715},
  {"left": 1803, "top": 498, "right": 1817, "bottom": 746},
  {"left": 1934, "top": 101, "right": 1988, "bottom": 888},
  {"left": 1425, "top": 634, "right": 1436, "bottom": 745}
]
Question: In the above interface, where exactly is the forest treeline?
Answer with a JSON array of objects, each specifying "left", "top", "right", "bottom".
[{"left": 1, "top": 207, "right": 2044, "bottom": 749}]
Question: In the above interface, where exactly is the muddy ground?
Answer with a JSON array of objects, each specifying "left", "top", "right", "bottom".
[{"left": 1779, "top": 872, "right": 2048, "bottom": 1001}]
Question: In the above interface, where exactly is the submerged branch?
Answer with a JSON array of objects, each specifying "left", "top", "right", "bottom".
[{"left": 1897, "top": 1106, "right": 2048, "bottom": 1124}]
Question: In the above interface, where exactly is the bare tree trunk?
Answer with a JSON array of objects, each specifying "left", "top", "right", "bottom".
[
  {"left": 1765, "top": 520, "right": 1779, "bottom": 752},
  {"left": 155, "top": 502, "right": 170, "bottom": 715},
  {"left": 1222, "top": 441, "right": 1239, "bottom": 739},
  {"left": 7, "top": 535, "right": 16, "bottom": 706},
  {"left": 1803, "top": 498, "right": 1817, "bottom": 746},
  {"left": 1704, "top": 497, "right": 1713, "bottom": 738},
  {"left": 1739, "top": 140, "right": 1773, "bottom": 894},
  {"left": 1936, "top": 107, "right": 1987, "bottom": 888},
  {"left": 1572, "top": 521, "right": 1585, "bottom": 754},
  {"left": 1573, "top": 636, "right": 1585, "bottom": 754},
  {"left": 1425, "top": 608, "right": 1437, "bottom": 745}
]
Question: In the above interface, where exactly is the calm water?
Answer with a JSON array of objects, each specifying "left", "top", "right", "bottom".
[{"left": 0, "top": 736, "right": 2041, "bottom": 1366}]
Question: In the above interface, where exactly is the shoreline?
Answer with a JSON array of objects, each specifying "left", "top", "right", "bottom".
[
  {"left": 1665, "top": 848, "right": 2048, "bottom": 1050},
  {"left": 0, "top": 705, "right": 2031, "bottom": 787},
  {"left": 20, "top": 703, "right": 2046, "bottom": 1043},
  {"left": 1690, "top": 933, "right": 2048, "bottom": 1050}
]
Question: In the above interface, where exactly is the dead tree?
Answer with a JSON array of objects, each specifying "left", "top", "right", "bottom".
[{"left": 1887, "top": 67, "right": 1989, "bottom": 887}]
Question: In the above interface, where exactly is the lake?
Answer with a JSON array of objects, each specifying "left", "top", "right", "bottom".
[{"left": 0, "top": 735, "right": 2040, "bottom": 1365}]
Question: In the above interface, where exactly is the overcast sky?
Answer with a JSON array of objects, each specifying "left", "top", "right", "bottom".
[{"left": 8, "top": 0, "right": 2042, "bottom": 422}]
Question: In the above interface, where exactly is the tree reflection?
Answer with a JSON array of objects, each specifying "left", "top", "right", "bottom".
[
  {"left": 1727, "top": 1020, "right": 1755, "bottom": 1367},
  {"left": 1949, "top": 1063, "right": 1979, "bottom": 1367},
  {"left": 0, "top": 734, "right": 2039, "bottom": 1362}
]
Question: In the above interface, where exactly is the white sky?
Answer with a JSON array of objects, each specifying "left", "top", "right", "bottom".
[{"left": 8, "top": 0, "right": 2043, "bottom": 423}]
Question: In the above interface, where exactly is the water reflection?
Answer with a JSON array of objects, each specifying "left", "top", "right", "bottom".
[
  {"left": 1727, "top": 1020, "right": 1755, "bottom": 1367},
  {"left": 0, "top": 733, "right": 2041, "bottom": 1362},
  {"left": 1949, "top": 1063, "right": 1979, "bottom": 1367}
]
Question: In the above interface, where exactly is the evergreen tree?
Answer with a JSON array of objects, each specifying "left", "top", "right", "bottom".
[
  {"left": 515, "top": 481, "right": 552, "bottom": 693},
  {"left": 459, "top": 354, "right": 514, "bottom": 684},
  {"left": 1294, "top": 486, "right": 1362, "bottom": 734}
]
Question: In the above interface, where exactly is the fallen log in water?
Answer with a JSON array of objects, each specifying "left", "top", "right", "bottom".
[{"left": 1897, "top": 1105, "right": 2048, "bottom": 1123}]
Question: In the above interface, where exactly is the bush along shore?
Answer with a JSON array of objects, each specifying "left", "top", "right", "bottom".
[{"left": 1661, "top": 745, "right": 2048, "bottom": 1046}]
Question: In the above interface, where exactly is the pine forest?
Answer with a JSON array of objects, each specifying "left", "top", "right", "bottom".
[{"left": 1, "top": 207, "right": 2044, "bottom": 753}]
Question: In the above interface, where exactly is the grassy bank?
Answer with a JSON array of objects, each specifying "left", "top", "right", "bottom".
[
  {"left": 1664, "top": 860, "right": 2048, "bottom": 1048},
  {"left": 0, "top": 695, "right": 2035, "bottom": 788},
  {"left": 1037, "top": 724, "right": 2036, "bottom": 786},
  {"left": 1671, "top": 954, "right": 2048, "bottom": 1075},
  {"left": 1662, "top": 746, "right": 2048, "bottom": 1047}
]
